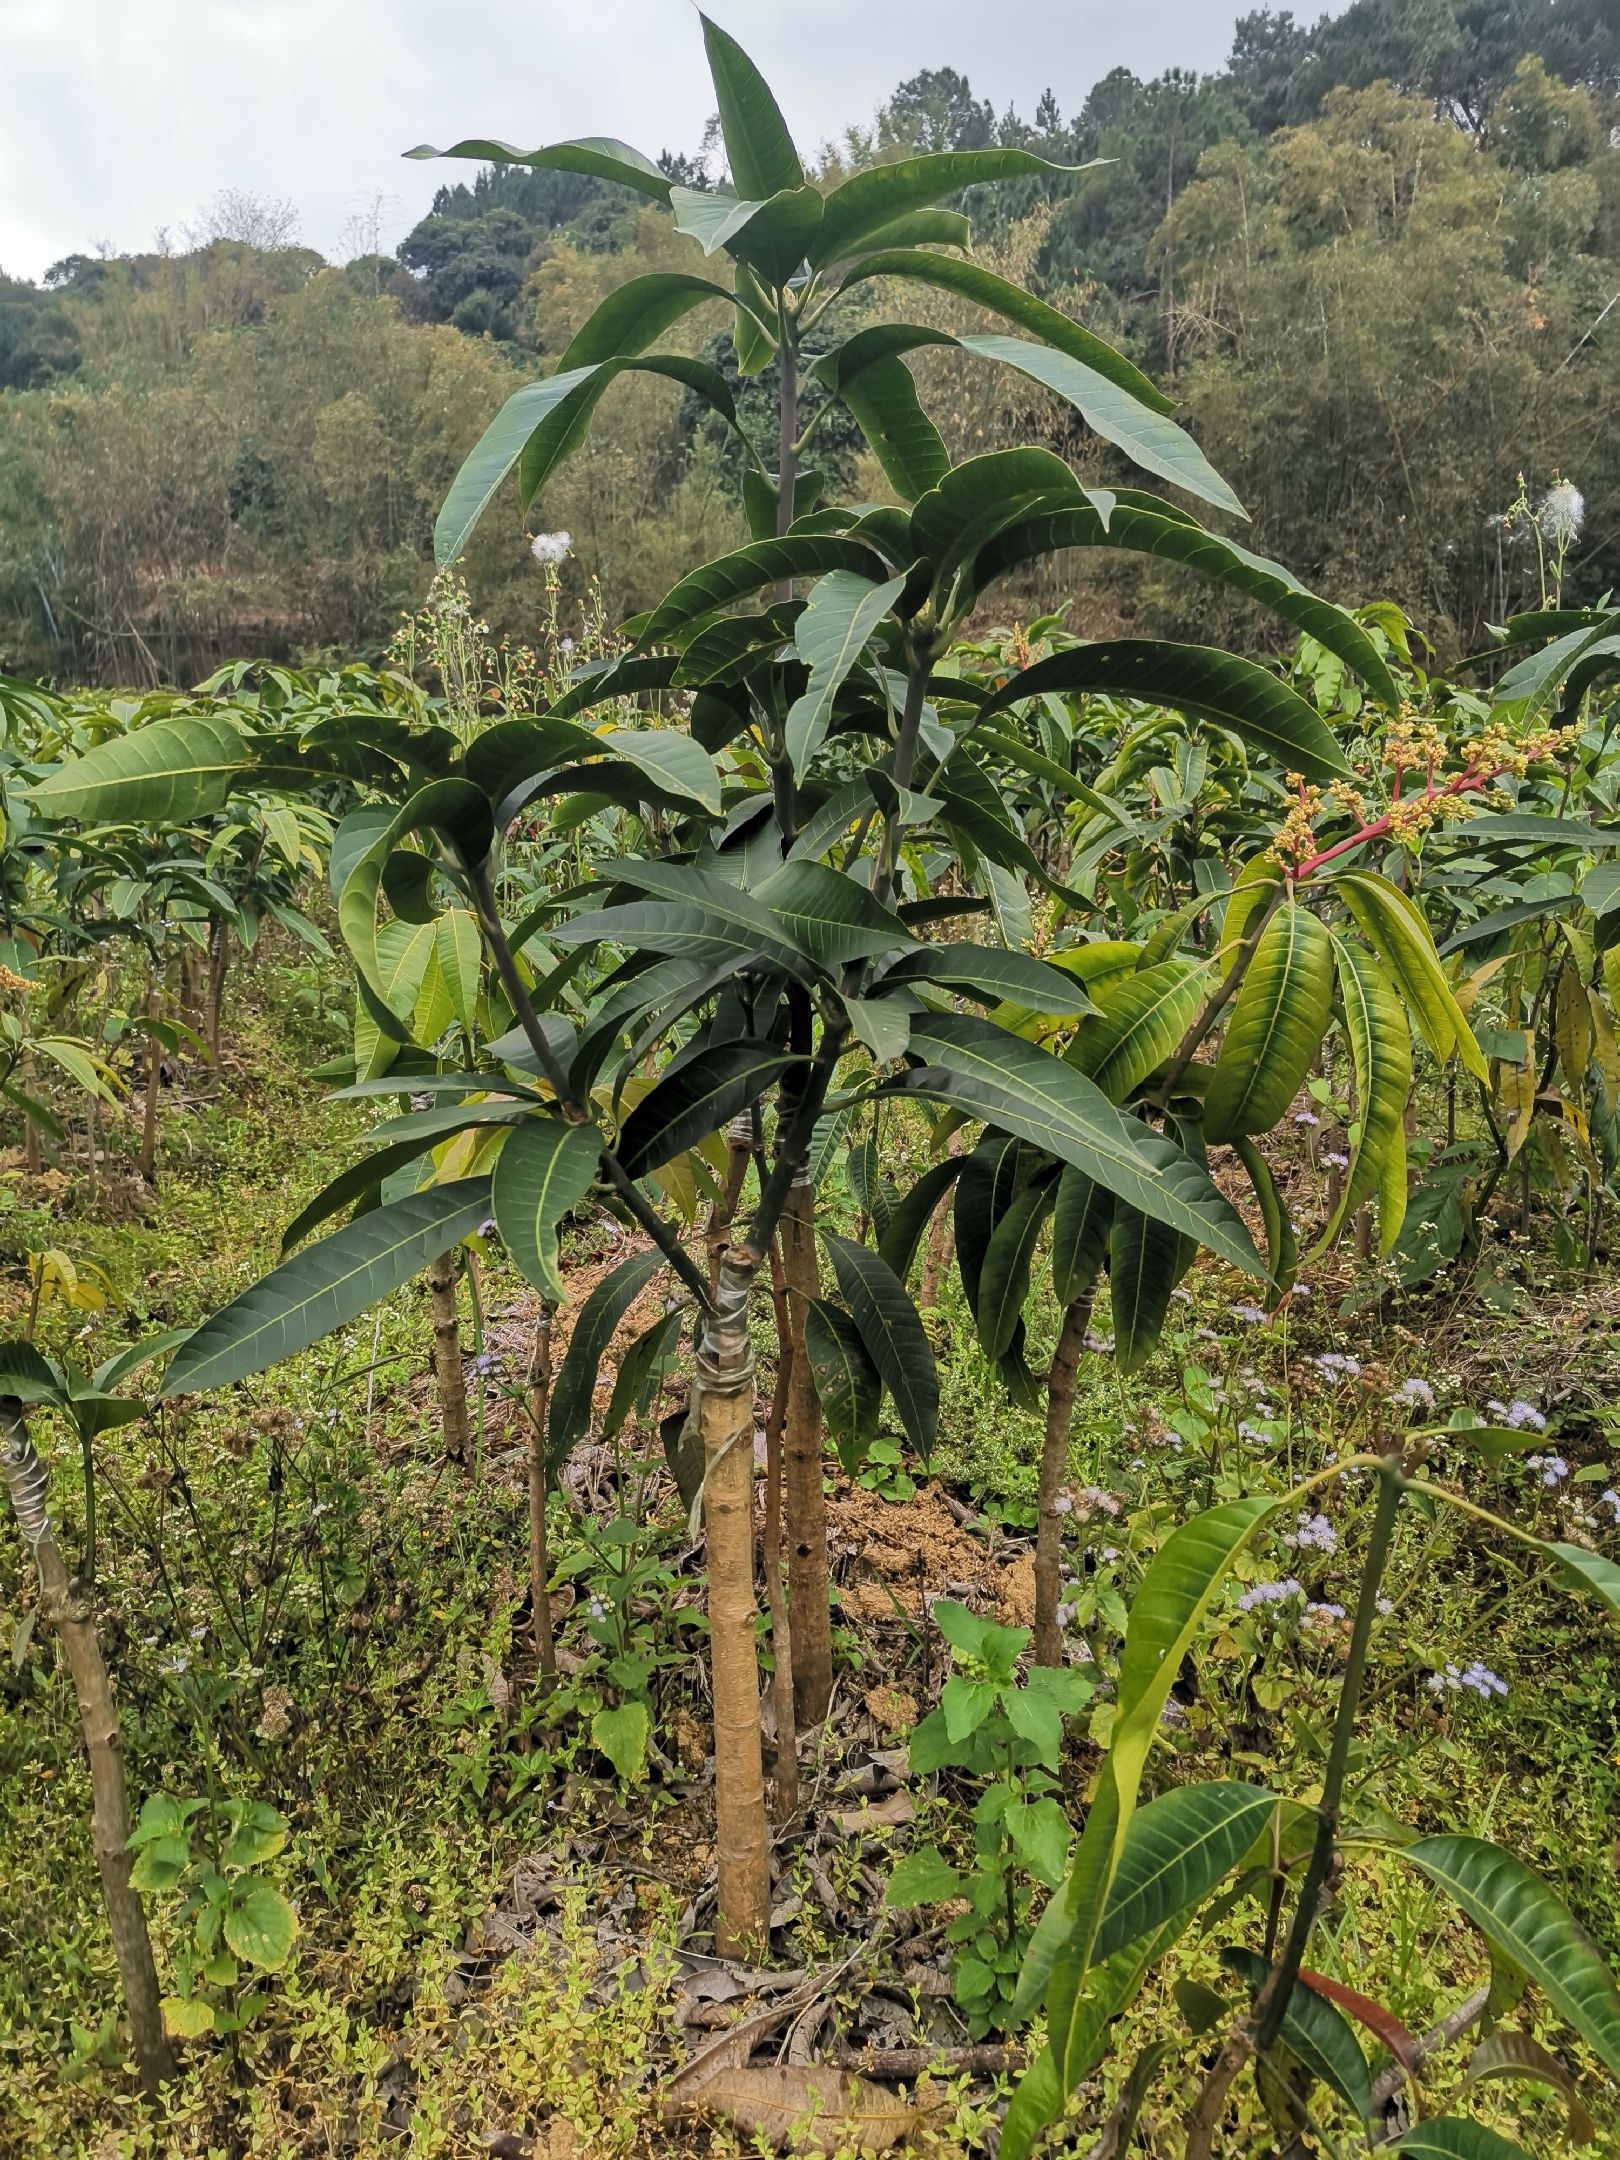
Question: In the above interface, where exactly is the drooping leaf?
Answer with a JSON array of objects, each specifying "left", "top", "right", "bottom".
[
  {"left": 490, "top": 1118, "right": 602, "bottom": 1302},
  {"left": 1393, "top": 2123, "right": 1533, "bottom": 2160},
  {"left": 1220, "top": 1945, "right": 1372, "bottom": 2120},
  {"left": 971, "top": 496, "right": 1397, "bottom": 706},
  {"left": 548, "top": 1248, "right": 668, "bottom": 1463},
  {"left": 804, "top": 1297, "right": 882, "bottom": 1449},
  {"left": 436, "top": 355, "right": 739, "bottom": 564},
  {"left": 617, "top": 1040, "right": 797, "bottom": 1179},
  {"left": 974, "top": 1180, "right": 1056, "bottom": 1362},
  {"left": 876, "top": 1154, "right": 963, "bottom": 1284},
  {"left": 823, "top": 1232, "right": 937, "bottom": 1456},
  {"left": 1069, "top": 957, "right": 1211, "bottom": 1105},
  {"left": 404, "top": 134, "right": 673, "bottom": 202},
  {"left": 1233, "top": 1137, "right": 1299, "bottom": 1305},
  {"left": 1462, "top": 2028, "right": 1595, "bottom": 2143},
  {"left": 1051, "top": 1165, "right": 1114, "bottom": 1305},
  {"left": 1332, "top": 869, "right": 1487, "bottom": 1080},
  {"left": 1205, "top": 903, "right": 1334, "bottom": 1142},
  {"left": 1402, "top": 1837, "right": 1620, "bottom": 2077},
  {"left": 893, "top": 1015, "right": 1261, "bottom": 1278},
  {"left": 1108, "top": 1204, "right": 1194, "bottom": 1376},
  {"left": 163, "top": 1182, "right": 493, "bottom": 1396},
  {"left": 838, "top": 254, "right": 1171, "bottom": 413},
  {"left": 976, "top": 640, "right": 1348, "bottom": 784},
  {"left": 1318, "top": 932, "right": 1412, "bottom": 1254}
]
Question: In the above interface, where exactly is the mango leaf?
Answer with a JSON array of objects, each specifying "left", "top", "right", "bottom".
[
  {"left": 490, "top": 1118, "right": 602, "bottom": 1303},
  {"left": 875, "top": 1155, "right": 963, "bottom": 1283},
  {"left": 1318, "top": 932, "right": 1411, "bottom": 1254},
  {"left": 638, "top": 536, "right": 889, "bottom": 647},
  {"left": 0, "top": 1339, "right": 67, "bottom": 1407},
  {"left": 1221, "top": 1945, "right": 1372, "bottom": 2120},
  {"left": 435, "top": 355, "right": 738, "bottom": 564},
  {"left": 893, "top": 1014, "right": 1261, "bottom": 1278},
  {"left": 754, "top": 860, "right": 913, "bottom": 968},
  {"left": 804, "top": 1298, "right": 882, "bottom": 1449},
  {"left": 1108, "top": 1205, "right": 1195, "bottom": 1375},
  {"left": 1393, "top": 2123, "right": 1533, "bottom": 2160},
  {"left": 785, "top": 571, "right": 908, "bottom": 773},
  {"left": 971, "top": 499, "right": 1399, "bottom": 707},
  {"left": 552, "top": 898, "right": 807, "bottom": 980},
  {"left": 812, "top": 147, "right": 1090, "bottom": 266},
  {"left": 1069, "top": 957, "right": 1211, "bottom": 1104},
  {"left": 1092, "top": 1783, "right": 1277, "bottom": 1965},
  {"left": 823, "top": 1232, "right": 937, "bottom": 1456},
  {"left": 974, "top": 1180, "right": 1056, "bottom": 1362},
  {"left": 834, "top": 351, "right": 952, "bottom": 498},
  {"left": 404, "top": 134, "right": 673, "bottom": 202},
  {"left": 976, "top": 641, "right": 1349, "bottom": 785},
  {"left": 31, "top": 713, "right": 249, "bottom": 825},
  {"left": 882, "top": 943, "right": 1096, "bottom": 1015},
  {"left": 548, "top": 1248, "right": 667, "bottom": 1463},
  {"left": 1402, "top": 1836, "right": 1620, "bottom": 2076},
  {"left": 1051, "top": 1165, "right": 1114, "bottom": 1305},
  {"left": 617, "top": 1041, "right": 796, "bottom": 1179},
  {"left": 556, "top": 271, "right": 736, "bottom": 369},
  {"left": 1545, "top": 1540, "right": 1620, "bottom": 1624},
  {"left": 1205, "top": 903, "right": 1334, "bottom": 1142},
  {"left": 699, "top": 12, "right": 803, "bottom": 198},
  {"left": 163, "top": 1181, "right": 493, "bottom": 1395},
  {"left": 1332, "top": 869, "right": 1487, "bottom": 1080},
  {"left": 1462, "top": 2029, "right": 1595, "bottom": 2144}
]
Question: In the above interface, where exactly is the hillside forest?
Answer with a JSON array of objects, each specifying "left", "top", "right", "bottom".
[{"left": 2, "top": 0, "right": 1619, "bottom": 687}]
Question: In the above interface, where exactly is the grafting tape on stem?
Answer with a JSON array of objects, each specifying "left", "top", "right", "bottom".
[
  {"left": 698, "top": 1261, "right": 756, "bottom": 1391},
  {"left": 1, "top": 1405, "right": 51, "bottom": 1549}
]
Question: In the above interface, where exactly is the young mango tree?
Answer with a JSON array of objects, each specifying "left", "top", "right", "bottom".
[{"left": 34, "top": 16, "right": 1398, "bottom": 1959}]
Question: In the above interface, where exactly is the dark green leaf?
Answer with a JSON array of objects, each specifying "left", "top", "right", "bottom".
[
  {"left": 1403, "top": 1836, "right": 1620, "bottom": 2076},
  {"left": 1221, "top": 1946, "right": 1372, "bottom": 2119},
  {"left": 618, "top": 1040, "right": 796, "bottom": 1179},
  {"left": 823, "top": 1232, "right": 938, "bottom": 1456},
  {"left": 804, "top": 1297, "right": 882, "bottom": 1448},
  {"left": 1094, "top": 1784, "right": 1276, "bottom": 1965},
  {"left": 548, "top": 1248, "right": 668, "bottom": 1462},
  {"left": 164, "top": 1182, "right": 493, "bottom": 1395},
  {"left": 490, "top": 1118, "right": 602, "bottom": 1302},
  {"left": 976, "top": 641, "right": 1349, "bottom": 785}
]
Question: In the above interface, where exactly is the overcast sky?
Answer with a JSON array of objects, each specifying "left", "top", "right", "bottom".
[{"left": 1, "top": 1, "right": 1321, "bottom": 281}]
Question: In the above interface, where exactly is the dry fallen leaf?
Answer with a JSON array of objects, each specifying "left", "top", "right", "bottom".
[
  {"left": 833, "top": 1790, "right": 916, "bottom": 1836},
  {"left": 668, "top": 2063, "right": 926, "bottom": 2153}
]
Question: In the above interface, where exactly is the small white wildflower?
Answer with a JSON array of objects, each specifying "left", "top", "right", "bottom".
[
  {"left": 1394, "top": 1376, "right": 1436, "bottom": 1410},
  {"left": 530, "top": 530, "right": 573, "bottom": 564}
]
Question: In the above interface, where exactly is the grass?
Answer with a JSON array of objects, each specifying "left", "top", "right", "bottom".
[{"left": 2, "top": 943, "right": 1618, "bottom": 2157}]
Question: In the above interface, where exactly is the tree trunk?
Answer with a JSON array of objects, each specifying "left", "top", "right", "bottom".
[
  {"left": 707, "top": 1112, "right": 753, "bottom": 1289},
  {"left": 780, "top": 1171, "right": 832, "bottom": 1726},
  {"left": 526, "top": 1306, "right": 556, "bottom": 1682},
  {"left": 1, "top": 1403, "right": 175, "bottom": 2096},
  {"left": 205, "top": 922, "right": 229, "bottom": 1069},
  {"left": 1034, "top": 1296, "right": 1091, "bottom": 1667},
  {"left": 698, "top": 1257, "right": 770, "bottom": 1957},
  {"left": 763, "top": 1237, "right": 799, "bottom": 1822},
  {"left": 137, "top": 976, "right": 162, "bottom": 1186},
  {"left": 427, "top": 1247, "right": 471, "bottom": 1467}
]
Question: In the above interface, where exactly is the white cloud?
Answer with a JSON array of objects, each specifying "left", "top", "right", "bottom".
[{"left": 2, "top": 0, "right": 1278, "bottom": 280}]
